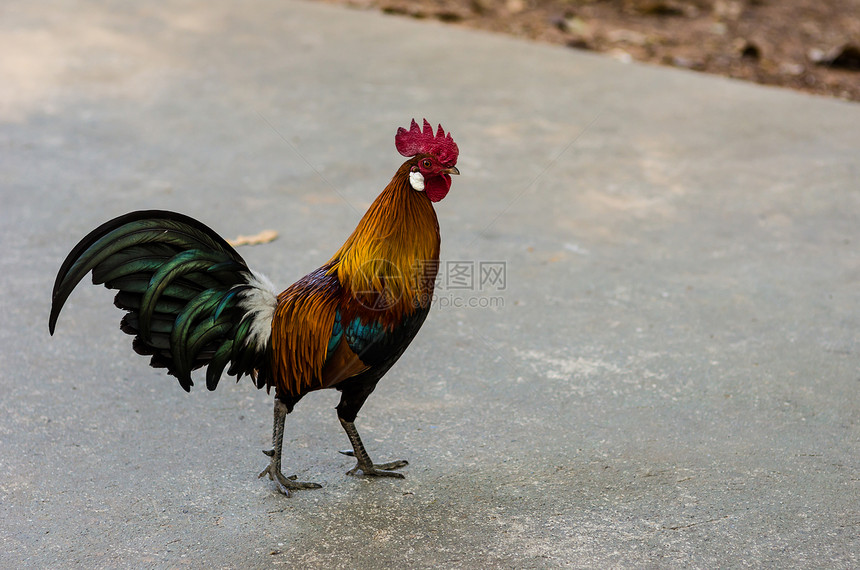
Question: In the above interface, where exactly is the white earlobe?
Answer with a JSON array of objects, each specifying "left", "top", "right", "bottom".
[{"left": 409, "top": 171, "right": 425, "bottom": 191}]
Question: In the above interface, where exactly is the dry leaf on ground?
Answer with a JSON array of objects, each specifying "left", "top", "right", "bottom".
[{"left": 227, "top": 229, "right": 279, "bottom": 247}]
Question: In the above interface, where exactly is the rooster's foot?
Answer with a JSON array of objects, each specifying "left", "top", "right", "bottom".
[
  {"left": 258, "top": 450, "right": 322, "bottom": 496},
  {"left": 339, "top": 450, "right": 408, "bottom": 477}
]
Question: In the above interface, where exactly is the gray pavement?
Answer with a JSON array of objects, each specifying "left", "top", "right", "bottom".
[{"left": 2, "top": 1, "right": 858, "bottom": 567}]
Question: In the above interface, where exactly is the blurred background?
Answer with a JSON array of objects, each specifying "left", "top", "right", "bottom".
[{"left": 320, "top": 0, "right": 860, "bottom": 101}]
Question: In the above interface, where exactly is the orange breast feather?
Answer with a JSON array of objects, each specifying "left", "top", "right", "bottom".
[{"left": 271, "top": 267, "right": 342, "bottom": 397}]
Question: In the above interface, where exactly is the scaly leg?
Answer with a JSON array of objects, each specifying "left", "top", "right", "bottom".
[
  {"left": 338, "top": 417, "right": 408, "bottom": 478},
  {"left": 258, "top": 398, "right": 322, "bottom": 496}
]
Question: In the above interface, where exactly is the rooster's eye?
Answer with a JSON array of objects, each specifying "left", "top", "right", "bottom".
[{"left": 421, "top": 159, "right": 432, "bottom": 169}]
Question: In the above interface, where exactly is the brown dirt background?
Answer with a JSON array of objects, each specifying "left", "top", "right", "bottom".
[{"left": 316, "top": 0, "right": 860, "bottom": 102}]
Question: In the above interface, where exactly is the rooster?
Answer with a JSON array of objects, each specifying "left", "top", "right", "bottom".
[{"left": 49, "top": 119, "right": 459, "bottom": 496}]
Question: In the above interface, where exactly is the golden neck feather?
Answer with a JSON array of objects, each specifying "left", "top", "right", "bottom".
[{"left": 328, "top": 161, "right": 441, "bottom": 319}]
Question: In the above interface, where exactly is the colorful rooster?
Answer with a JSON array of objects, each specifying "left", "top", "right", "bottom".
[{"left": 49, "top": 119, "right": 460, "bottom": 496}]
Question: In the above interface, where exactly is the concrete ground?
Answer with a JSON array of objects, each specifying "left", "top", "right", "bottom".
[{"left": 1, "top": 1, "right": 858, "bottom": 567}]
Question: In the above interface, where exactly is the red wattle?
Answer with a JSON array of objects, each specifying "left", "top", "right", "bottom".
[{"left": 425, "top": 174, "right": 451, "bottom": 202}]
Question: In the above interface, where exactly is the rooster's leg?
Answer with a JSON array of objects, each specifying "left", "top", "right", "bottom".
[
  {"left": 336, "top": 381, "right": 408, "bottom": 477},
  {"left": 258, "top": 397, "right": 322, "bottom": 496},
  {"left": 338, "top": 417, "right": 409, "bottom": 477}
]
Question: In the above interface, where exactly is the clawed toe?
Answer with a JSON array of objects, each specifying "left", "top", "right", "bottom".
[
  {"left": 258, "top": 461, "right": 321, "bottom": 496},
  {"left": 374, "top": 459, "right": 408, "bottom": 470},
  {"left": 345, "top": 459, "right": 408, "bottom": 478},
  {"left": 338, "top": 418, "right": 409, "bottom": 480}
]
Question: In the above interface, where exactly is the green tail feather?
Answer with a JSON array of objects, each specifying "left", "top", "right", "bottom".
[{"left": 50, "top": 210, "right": 275, "bottom": 392}]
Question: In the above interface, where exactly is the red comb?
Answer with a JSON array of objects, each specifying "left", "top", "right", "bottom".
[{"left": 395, "top": 119, "right": 459, "bottom": 167}]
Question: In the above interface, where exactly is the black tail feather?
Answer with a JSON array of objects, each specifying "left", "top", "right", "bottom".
[{"left": 50, "top": 210, "right": 276, "bottom": 392}]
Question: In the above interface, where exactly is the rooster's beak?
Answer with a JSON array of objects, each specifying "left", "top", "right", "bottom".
[{"left": 443, "top": 166, "right": 460, "bottom": 176}]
